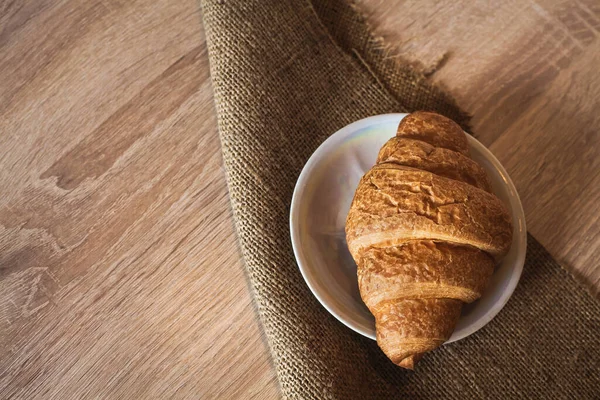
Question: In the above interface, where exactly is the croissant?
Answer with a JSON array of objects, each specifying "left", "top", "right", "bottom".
[{"left": 345, "top": 111, "right": 512, "bottom": 369}]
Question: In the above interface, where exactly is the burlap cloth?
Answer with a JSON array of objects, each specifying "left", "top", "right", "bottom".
[{"left": 200, "top": 0, "right": 600, "bottom": 398}]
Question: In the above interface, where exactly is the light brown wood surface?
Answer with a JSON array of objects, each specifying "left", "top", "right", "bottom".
[
  {"left": 0, "top": 0, "right": 598, "bottom": 398},
  {"left": 0, "top": 0, "right": 278, "bottom": 398}
]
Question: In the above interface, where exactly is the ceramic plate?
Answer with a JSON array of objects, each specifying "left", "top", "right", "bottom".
[{"left": 290, "top": 113, "right": 527, "bottom": 343}]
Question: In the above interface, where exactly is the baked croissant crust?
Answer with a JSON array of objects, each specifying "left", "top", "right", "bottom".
[{"left": 345, "top": 111, "right": 512, "bottom": 369}]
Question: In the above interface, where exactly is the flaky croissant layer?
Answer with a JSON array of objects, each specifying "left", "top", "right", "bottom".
[{"left": 345, "top": 111, "right": 512, "bottom": 368}]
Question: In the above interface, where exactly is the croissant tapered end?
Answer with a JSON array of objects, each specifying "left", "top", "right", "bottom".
[
  {"left": 397, "top": 354, "right": 423, "bottom": 370},
  {"left": 373, "top": 299, "right": 463, "bottom": 369},
  {"left": 359, "top": 243, "right": 492, "bottom": 369},
  {"left": 396, "top": 111, "right": 469, "bottom": 155}
]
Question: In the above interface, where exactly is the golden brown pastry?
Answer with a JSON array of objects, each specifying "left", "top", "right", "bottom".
[{"left": 345, "top": 111, "right": 512, "bottom": 369}]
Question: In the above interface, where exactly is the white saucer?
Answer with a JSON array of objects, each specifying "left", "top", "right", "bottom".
[{"left": 290, "top": 113, "right": 527, "bottom": 343}]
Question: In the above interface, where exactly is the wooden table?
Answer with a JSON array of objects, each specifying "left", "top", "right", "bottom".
[{"left": 0, "top": 0, "right": 598, "bottom": 398}]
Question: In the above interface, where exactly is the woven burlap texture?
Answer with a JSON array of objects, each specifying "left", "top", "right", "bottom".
[{"left": 200, "top": 0, "right": 600, "bottom": 398}]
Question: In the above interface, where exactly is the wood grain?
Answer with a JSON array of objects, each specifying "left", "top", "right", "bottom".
[
  {"left": 0, "top": 0, "right": 598, "bottom": 398},
  {"left": 0, "top": 0, "right": 278, "bottom": 398}
]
